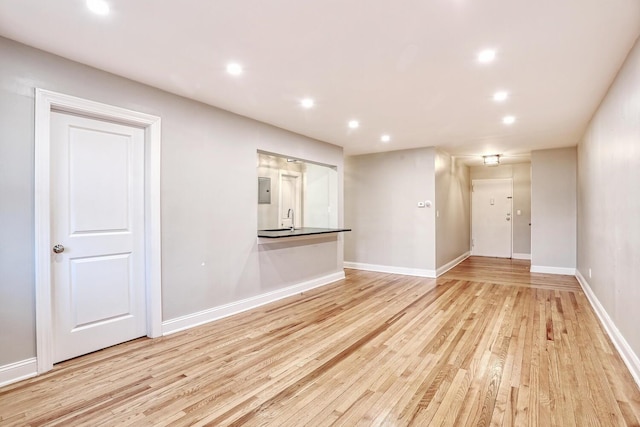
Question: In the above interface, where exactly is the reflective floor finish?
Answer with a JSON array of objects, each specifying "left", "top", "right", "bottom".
[{"left": 1, "top": 257, "right": 639, "bottom": 426}]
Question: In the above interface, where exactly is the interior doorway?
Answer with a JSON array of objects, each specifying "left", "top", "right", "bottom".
[
  {"left": 35, "top": 89, "right": 162, "bottom": 373},
  {"left": 471, "top": 178, "right": 513, "bottom": 258},
  {"left": 279, "top": 170, "right": 302, "bottom": 229}
]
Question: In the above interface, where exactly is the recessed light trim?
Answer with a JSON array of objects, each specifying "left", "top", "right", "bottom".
[
  {"left": 502, "top": 115, "right": 516, "bottom": 125},
  {"left": 493, "top": 91, "right": 508, "bottom": 102},
  {"left": 301, "top": 98, "right": 314, "bottom": 109},
  {"left": 478, "top": 49, "right": 496, "bottom": 64},
  {"left": 226, "top": 63, "right": 243, "bottom": 76},
  {"left": 348, "top": 120, "right": 359, "bottom": 129},
  {"left": 381, "top": 134, "right": 391, "bottom": 142},
  {"left": 86, "top": 0, "right": 110, "bottom": 15}
]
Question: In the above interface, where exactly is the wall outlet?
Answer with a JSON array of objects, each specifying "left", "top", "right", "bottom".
[{"left": 417, "top": 201, "right": 426, "bottom": 208}]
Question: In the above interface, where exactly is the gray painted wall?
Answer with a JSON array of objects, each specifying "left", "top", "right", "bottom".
[
  {"left": 577, "top": 36, "right": 640, "bottom": 358},
  {"left": 344, "top": 148, "right": 437, "bottom": 271},
  {"left": 531, "top": 148, "right": 577, "bottom": 269},
  {"left": 435, "top": 151, "right": 471, "bottom": 268},
  {"left": 0, "top": 37, "right": 344, "bottom": 366},
  {"left": 470, "top": 163, "right": 531, "bottom": 255}
]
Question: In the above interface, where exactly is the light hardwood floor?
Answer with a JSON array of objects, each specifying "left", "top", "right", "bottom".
[{"left": 1, "top": 257, "right": 639, "bottom": 426}]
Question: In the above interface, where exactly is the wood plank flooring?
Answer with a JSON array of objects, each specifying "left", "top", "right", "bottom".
[{"left": 1, "top": 257, "right": 639, "bottom": 426}]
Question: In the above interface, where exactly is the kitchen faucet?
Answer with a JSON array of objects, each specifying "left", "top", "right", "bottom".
[{"left": 287, "top": 208, "right": 295, "bottom": 231}]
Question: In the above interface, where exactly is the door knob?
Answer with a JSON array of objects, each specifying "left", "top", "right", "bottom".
[
  {"left": 506, "top": 217, "right": 511, "bottom": 221},
  {"left": 53, "top": 244, "right": 65, "bottom": 254}
]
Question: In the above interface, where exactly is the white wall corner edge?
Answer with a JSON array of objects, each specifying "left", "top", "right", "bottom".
[
  {"left": 575, "top": 270, "right": 640, "bottom": 389},
  {"left": 162, "top": 271, "right": 345, "bottom": 336},
  {"left": 0, "top": 357, "right": 37, "bottom": 388},
  {"left": 512, "top": 253, "right": 531, "bottom": 260},
  {"left": 530, "top": 265, "right": 576, "bottom": 275},
  {"left": 436, "top": 252, "right": 470, "bottom": 277},
  {"left": 344, "top": 262, "right": 436, "bottom": 279}
]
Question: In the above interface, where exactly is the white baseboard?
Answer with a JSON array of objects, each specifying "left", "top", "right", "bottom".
[
  {"left": 0, "top": 358, "right": 37, "bottom": 388},
  {"left": 575, "top": 270, "right": 640, "bottom": 389},
  {"left": 436, "top": 252, "right": 470, "bottom": 277},
  {"left": 512, "top": 253, "right": 531, "bottom": 260},
  {"left": 162, "top": 271, "right": 345, "bottom": 335},
  {"left": 343, "top": 262, "right": 436, "bottom": 279},
  {"left": 530, "top": 265, "right": 576, "bottom": 275}
]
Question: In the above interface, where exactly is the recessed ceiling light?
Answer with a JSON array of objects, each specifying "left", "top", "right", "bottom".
[
  {"left": 301, "top": 98, "right": 314, "bottom": 109},
  {"left": 502, "top": 115, "right": 516, "bottom": 125},
  {"left": 478, "top": 49, "right": 496, "bottom": 63},
  {"left": 381, "top": 134, "right": 391, "bottom": 142},
  {"left": 348, "top": 120, "right": 359, "bottom": 129},
  {"left": 493, "top": 91, "right": 508, "bottom": 102},
  {"left": 86, "top": 0, "right": 110, "bottom": 15},
  {"left": 226, "top": 63, "right": 243, "bottom": 76}
]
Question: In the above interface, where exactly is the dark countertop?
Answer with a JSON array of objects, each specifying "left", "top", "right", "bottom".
[{"left": 257, "top": 227, "right": 352, "bottom": 239}]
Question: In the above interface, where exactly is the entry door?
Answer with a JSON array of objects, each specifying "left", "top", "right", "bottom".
[
  {"left": 50, "top": 111, "right": 147, "bottom": 363},
  {"left": 279, "top": 171, "right": 301, "bottom": 228},
  {"left": 471, "top": 179, "right": 512, "bottom": 258}
]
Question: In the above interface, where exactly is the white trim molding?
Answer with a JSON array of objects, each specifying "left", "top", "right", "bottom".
[
  {"left": 163, "top": 271, "right": 345, "bottom": 335},
  {"left": 530, "top": 265, "right": 576, "bottom": 275},
  {"left": 0, "top": 358, "right": 37, "bottom": 388},
  {"left": 512, "top": 253, "right": 531, "bottom": 260},
  {"left": 344, "top": 262, "right": 436, "bottom": 279},
  {"left": 34, "top": 89, "right": 162, "bottom": 374},
  {"left": 575, "top": 270, "right": 640, "bottom": 388},
  {"left": 436, "top": 252, "right": 470, "bottom": 277}
]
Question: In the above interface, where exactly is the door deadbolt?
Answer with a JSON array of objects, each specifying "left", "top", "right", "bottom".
[{"left": 53, "top": 244, "right": 65, "bottom": 254}]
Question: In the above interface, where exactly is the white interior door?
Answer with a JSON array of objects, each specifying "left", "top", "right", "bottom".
[
  {"left": 50, "top": 111, "right": 147, "bottom": 363},
  {"left": 471, "top": 179, "right": 513, "bottom": 258},
  {"left": 279, "top": 171, "right": 301, "bottom": 229}
]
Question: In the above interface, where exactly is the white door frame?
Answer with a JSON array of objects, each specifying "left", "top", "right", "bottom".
[
  {"left": 34, "top": 89, "right": 162, "bottom": 374},
  {"left": 471, "top": 178, "right": 513, "bottom": 257},
  {"left": 278, "top": 170, "right": 302, "bottom": 228}
]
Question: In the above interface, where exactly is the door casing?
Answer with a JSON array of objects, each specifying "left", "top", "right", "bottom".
[
  {"left": 471, "top": 178, "right": 513, "bottom": 258},
  {"left": 34, "top": 89, "right": 162, "bottom": 374},
  {"left": 278, "top": 170, "right": 302, "bottom": 228}
]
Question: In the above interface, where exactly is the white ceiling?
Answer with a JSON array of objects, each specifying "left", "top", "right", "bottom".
[{"left": 1, "top": 0, "right": 639, "bottom": 164}]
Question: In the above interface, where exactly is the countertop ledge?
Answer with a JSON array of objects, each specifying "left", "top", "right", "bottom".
[{"left": 257, "top": 227, "right": 352, "bottom": 238}]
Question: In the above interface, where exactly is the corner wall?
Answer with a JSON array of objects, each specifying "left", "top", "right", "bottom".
[
  {"left": 435, "top": 151, "right": 471, "bottom": 272},
  {"left": 577, "top": 35, "right": 640, "bottom": 383},
  {"left": 344, "top": 148, "right": 437, "bottom": 276},
  {"left": 530, "top": 148, "right": 577, "bottom": 274}
]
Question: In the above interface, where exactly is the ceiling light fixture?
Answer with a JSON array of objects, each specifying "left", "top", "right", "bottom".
[
  {"left": 300, "top": 98, "right": 314, "bottom": 109},
  {"left": 502, "top": 115, "right": 516, "bottom": 125},
  {"left": 348, "top": 120, "right": 359, "bottom": 129},
  {"left": 483, "top": 155, "right": 500, "bottom": 166},
  {"left": 226, "top": 63, "right": 243, "bottom": 76},
  {"left": 477, "top": 49, "right": 496, "bottom": 64},
  {"left": 493, "top": 91, "right": 508, "bottom": 102},
  {"left": 86, "top": 0, "right": 110, "bottom": 15},
  {"left": 381, "top": 134, "right": 391, "bottom": 142}
]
